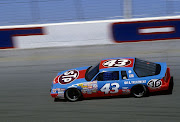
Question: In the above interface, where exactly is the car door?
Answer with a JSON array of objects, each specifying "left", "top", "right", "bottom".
[
  {"left": 93, "top": 71, "right": 123, "bottom": 97},
  {"left": 120, "top": 70, "right": 131, "bottom": 95}
]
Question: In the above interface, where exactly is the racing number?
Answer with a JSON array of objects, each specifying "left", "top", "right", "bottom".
[
  {"left": 116, "top": 59, "right": 130, "bottom": 67},
  {"left": 103, "top": 59, "right": 131, "bottom": 67},
  {"left": 103, "top": 60, "right": 116, "bottom": 67},
  {"left": 100, "top": 83, "right": 120, "bottom": 94}
]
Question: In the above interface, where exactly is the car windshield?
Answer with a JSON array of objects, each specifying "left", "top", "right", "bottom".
[
  {"left": 134, "top": 58, "right": 161, "bottom": 77},
  {"left": 85, "top": 63, "right": 100, "bottom": 81}
]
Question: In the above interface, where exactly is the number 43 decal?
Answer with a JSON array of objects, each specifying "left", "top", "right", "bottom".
[{"left": 100, "top": 83, "right": 120, "bottom": 94}]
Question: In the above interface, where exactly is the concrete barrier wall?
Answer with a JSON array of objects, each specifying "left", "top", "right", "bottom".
[
  {"left": 0, "top": 20, "right": 116, "bottom": 49},
  {"left": 0, "top": 15, "right": 180, "bottom": 49},
  {"left": 14, "top": 22, "right": 114, "bottom": 49}
]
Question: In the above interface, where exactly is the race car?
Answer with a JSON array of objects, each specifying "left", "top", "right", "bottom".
[{"left": 50, "top": 57, "right": 173, "bottom": 102}]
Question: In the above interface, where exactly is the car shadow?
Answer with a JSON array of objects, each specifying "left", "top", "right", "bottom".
[{"left": 54, "top": 90, "right": 173, "bottom": 102}]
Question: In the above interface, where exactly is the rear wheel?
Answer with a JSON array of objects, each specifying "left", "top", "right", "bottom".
[
  {"left": 65, "top": 88, "right": 82, "bottom": 102},
  {"left": 167, "top": 77, "right": 174, "bottom": 94},
  {"left": 131, "top": 85, "right": 148, "bottom": 98}
]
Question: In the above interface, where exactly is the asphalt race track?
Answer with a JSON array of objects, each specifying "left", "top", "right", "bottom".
[{"left": 0, "top": 40, "right": 180, "bottom": 122}]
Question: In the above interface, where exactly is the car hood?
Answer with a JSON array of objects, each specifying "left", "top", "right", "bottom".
[{"left": 53, "top": 66, "right": 90, "bottom": 87}]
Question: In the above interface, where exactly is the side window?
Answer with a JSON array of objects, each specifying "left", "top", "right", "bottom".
[
  {"left": 96, "top": 71, "right": 119, "bottom": 81},
  {"left": 121, "top": 71, "right": 128, "bottom": 80}
]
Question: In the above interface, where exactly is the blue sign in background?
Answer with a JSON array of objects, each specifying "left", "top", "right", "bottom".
[
  {"left": 0, "top": 27, "right": 43, "bottom": 49},
  {"left": 112, "top": 19, "right": 180, "bottom": 42}
]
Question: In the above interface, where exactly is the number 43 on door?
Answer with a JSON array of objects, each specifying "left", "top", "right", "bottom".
[{"left": 100, "top": 83, "right": 120, "bottom": 94}]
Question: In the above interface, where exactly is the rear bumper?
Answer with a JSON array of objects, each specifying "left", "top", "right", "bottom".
[
  {"left": 160, "top": 76, "right": 173, "bottom": 91},
  {"left": 148, "top": 76, "right": 173, "bottom": 92},
  {"left": 148, "top": 67, "right": 172, "bottom": 92}
]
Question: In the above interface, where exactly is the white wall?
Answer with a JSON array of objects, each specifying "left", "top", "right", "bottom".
[
  {"left": 1, "top": 15, "right": 180, "bottom": 49},
  {"left": 14, "top": 22, "right": 113, "bottom": 49}
]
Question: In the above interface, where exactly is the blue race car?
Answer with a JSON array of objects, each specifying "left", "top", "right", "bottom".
[{"left": 50, "top": 57, "right": 173, "bottom": 102}]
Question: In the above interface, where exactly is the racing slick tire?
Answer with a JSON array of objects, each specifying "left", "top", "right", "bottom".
[
  {"left": 167, "top": 77, "right": 174, "bottom": 94},
  {"left": 131, "top": 85, "right": 148, "bottom": 98},
  {"left": 65, "top": 88, "right": 82, "bottom": 102}
]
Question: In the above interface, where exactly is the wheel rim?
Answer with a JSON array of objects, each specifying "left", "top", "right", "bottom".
[
  {"left": 133, "top": 85, "right": 146, "bottom": 97},
  {"left": 66, "top": 89, "right": 81, "bottom": 101}
]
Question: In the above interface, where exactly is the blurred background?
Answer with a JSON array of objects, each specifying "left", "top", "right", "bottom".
[{"left": 1, "top": 0, "right": 180, "bottom": 26}]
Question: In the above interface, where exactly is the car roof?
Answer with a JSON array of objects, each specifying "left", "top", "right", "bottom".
[
  {"left": 99, "top": 57, "right": 135, "bottom": 72},
  {"left": 101, "top": 57, "right": 135, "bottom": 61}
]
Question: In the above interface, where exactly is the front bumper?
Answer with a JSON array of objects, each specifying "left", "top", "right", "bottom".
[{"left": 50, "top": 89, "right": 65, "bottom": 99}]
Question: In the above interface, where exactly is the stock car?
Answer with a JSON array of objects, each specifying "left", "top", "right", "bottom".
[{"left": 50, "top": 57, "right": 173, "bottom": 102}]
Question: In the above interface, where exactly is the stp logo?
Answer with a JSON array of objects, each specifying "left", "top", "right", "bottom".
[
  {"left": 59, "top": 70, "right": 79, "bottom": 84},
  {"left": 103, "top": 59, "right": 131, "bottom": 67},
  {"left": 147, "top": 79, "right": 162, "bottom": 88}
]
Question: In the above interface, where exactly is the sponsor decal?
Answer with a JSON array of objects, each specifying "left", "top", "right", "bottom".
[
  {"left": 57, "top": 93, "right": 64, "bottom": 98},
  {"left": 122, "top": 87, "right": 130, "bottom": 94},
  {"left": 122, "top": 89, "right": 130, "bottom": 94},
  {"left": 79, "top": 81, "right": 98, "bottom": 94},
  {"left": 103, "top": 59, "right": 131, "bottom": 67},
  {"left": 122, "top": 87, "right": 129, "bottom": 89},
  {"left": 147, "top": 79, "right": 162, "bottom": 88},
  {"left": 88, "top": 86, "right": 93, "bottom": 89},
  {"left": 56, "top": 88, "right": 65, "bottom": 92},
  {"left": 78, "top": 83, "right": 87, "bottom": 88},
  {"left": 60, "top": 88, "right": 65, "bottom": 91},
  {"left": 92, "top": 84, "right": 98, "bottom": 89},
  {"left": 129, "top": 74, "right": 134, "bottom": 78},
  {"left": 131, "top": 80, "right": 146, "bottom": 84},
  {"left": 87, "top": 90, "right": 92, "bottom": 94},
  {"left": 128, "top": 70, "right": 132, "bottom": 73},
  {"left": 58, "top": 91, "right": 64, "bottom": 94},
  {"left": 78, "top": 81, "right": 97, "bottom": 89},
  {"left": 78, "top": 83, "right": 83, "bottom": 87},
  {"left": 124, "top": 80, "right": 146, "bottom": 84},
  {"left": 59, "top": 70, "right": 79, "bottom": 84},
  {"left": 82, "top": 86, "right": 88, "bottom": 89},
  {"left": 124, "top": 81, "right": 131, "bottom": 85},
  {"left": 52, "top": 89, "right": 56, "bottom": 93},
  {"left": 81, "top": 89, "right": 87, "bottom": 94}
]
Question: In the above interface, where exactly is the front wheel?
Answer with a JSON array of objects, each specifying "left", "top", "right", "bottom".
[
  {"left": 65, "top": 88, "right": 82, "bottom": 102},
  {"left": 131, "top": 85, "right": 148, "bottom": 98}
]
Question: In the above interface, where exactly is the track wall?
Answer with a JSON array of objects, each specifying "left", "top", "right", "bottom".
[{"left": 0, "top": 16, "right": 180, "bottom": 49}]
